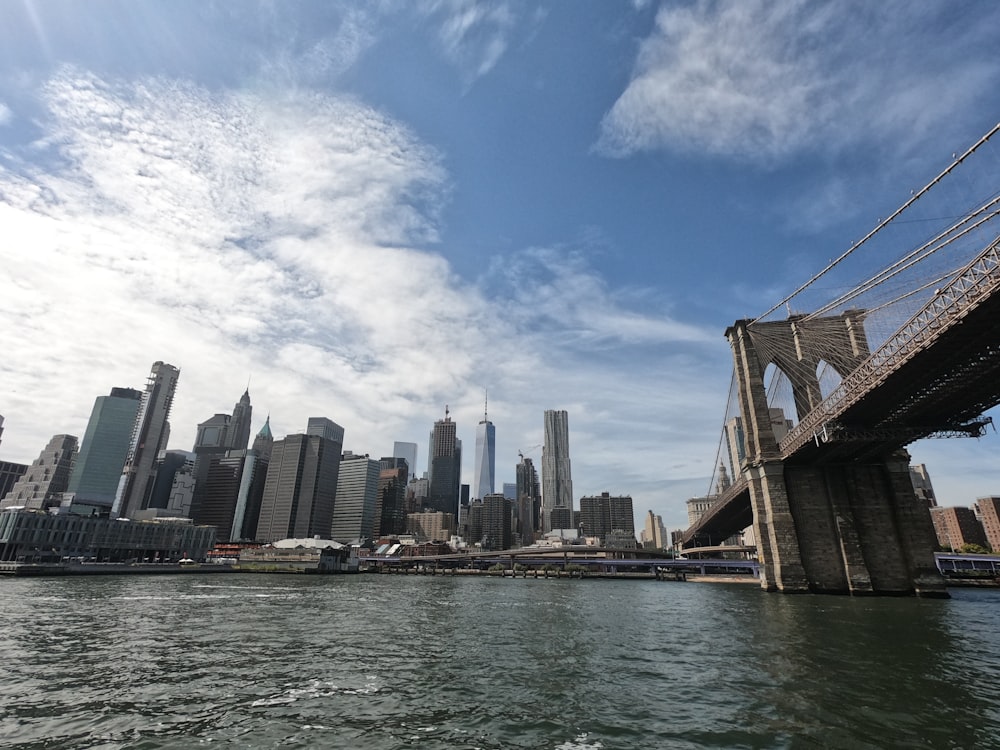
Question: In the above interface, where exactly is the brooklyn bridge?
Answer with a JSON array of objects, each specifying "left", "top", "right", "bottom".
[{"left": 681, "top": 122, "right": 1000, "bottom": 596}]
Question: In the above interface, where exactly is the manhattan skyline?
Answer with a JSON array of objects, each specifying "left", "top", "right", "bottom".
[{"left": 1, "top": 2, "right": 999, "bottom": 532}]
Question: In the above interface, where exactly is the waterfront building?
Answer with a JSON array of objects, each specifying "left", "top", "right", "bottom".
[
  {"left": 930, "top": 506, "right": 988, "bottom": 550},
  {"left": 466, "top": 499, "right": 483, "bottom": 545},
  {"left": 579, "top": 492, "right": 635, "bottom": 546},
  {"left": 239, "top": 537, "right": 358, "bottom": 573},
  {"left": 0, "top": 507, "right": 215, "bottom": 562},
  {"left": 66, "top": 388, "right": 142, "bottom": 507},
  {"left": 427, "top": 407, "right": 461, "bottom": 517},
  {"left": 406, "top": 510, "right": 455, "bottom": 543},
  {"left": 0, "top": 434, "right": 78, "bottom": 511},
  {"left": 977, "top": 497, "right": 1000, "bottom": 551},
  {"left": 541, "top": 410, "right": 573, "bottom": 532},
  {"left": 482, "top": 493, "right": 513, "bottom": 551},
  {"left": 255, "top": 420, "right": 344, "bottom": 543},
  {"left": 641, "top": 510, "right": 668, "bottom": 549},
  {"left": 473, "top": 396, "right": 495, "bottom": 500},
  {"left": 331, "top": 452, "right": 379, "bottom": 543},
  {"left": 393, "top": 441, "right": 418, "bottom": 481},
  {"left": 113, "top": 361, "right": 180, "bottom": 518}
]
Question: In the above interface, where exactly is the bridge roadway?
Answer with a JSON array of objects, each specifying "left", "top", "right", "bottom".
[{"left": 683, "top": 235, "right": 1000, "bottom": 549}]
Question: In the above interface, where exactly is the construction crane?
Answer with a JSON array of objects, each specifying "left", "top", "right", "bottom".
[{"left": 517, "top": 444, "right": 542, "bottom": 460}]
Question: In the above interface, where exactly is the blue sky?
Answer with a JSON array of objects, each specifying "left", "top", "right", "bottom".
[{"left": 1, "top": 0, "right": 999, "bottom": 532}]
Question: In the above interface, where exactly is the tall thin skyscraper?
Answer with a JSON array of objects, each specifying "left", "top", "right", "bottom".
[
  {"left": 516, "top": 455, "right": 540, "bottom": 544},
  {"left": 427, "top": 406, "right": 461, "bottom": 517},
  {"left": 113, "top": 361, "right": 180, "bottom": 518},
  {"left": 541, "top": 409, "right": 573, "bottom": 532},
  {"left": 67, "top": 387, "right": 142, "bottom": 506},
  {"left": 472, "top": 393, "right": 495, "bottom": 500}
]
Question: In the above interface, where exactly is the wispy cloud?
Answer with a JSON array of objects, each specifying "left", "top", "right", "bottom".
[
  {"left": 419, "top": 0, "right": 524, "bottom": 84},
  {"left": 597, "top": 0, "right": 1000, "bottom": 163},
  {"left": 0, "top": 102, "right": 11, "bottom": 126},
  {"left": 0, "top": 68, "right": 725, "bottom": 529}
]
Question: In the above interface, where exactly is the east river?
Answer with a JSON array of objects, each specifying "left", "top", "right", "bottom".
[{"left": 1, "top": 574, "right": 998, "bottom": 749}]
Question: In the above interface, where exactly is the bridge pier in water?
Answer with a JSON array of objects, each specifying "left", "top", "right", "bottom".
[{"left": 728, "top": 318, "right": 948, "bottom": 597}]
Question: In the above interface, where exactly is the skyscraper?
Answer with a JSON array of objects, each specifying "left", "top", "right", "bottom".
[
  {"left": 190, "top": 390, "right": 254, "bottom": 526},
  {"left": 67, "top": 387, "right": 142, "bottom": 507},
  {"left": 642, "top": 510, "right": 668, "bottom": 549},
  {"left": 516, "top": 455, "right": 540, "bottom": 544},
  {"left": 541, "top": 409, "right": 573, "bottom": 532},
  {"left": 427, "top": 407, "right": 461, "bottom": 517},
  {"left": 481, "top": 492, "right": 512, "bottom": 551},
  {"left": 331, "top": 452, "right": 379, "bottom": 543},
  {"left": 113, "top": 361, "right": 180, "bottom": 518},
  {"left": 472, "top": 394, "right": 495, "bottom": 500},
  {"left": 255, "top": 419, "right": 344, "bottom": 542},
  {"left": 393, "top": 441, "right": 418, "bottom": 481}
]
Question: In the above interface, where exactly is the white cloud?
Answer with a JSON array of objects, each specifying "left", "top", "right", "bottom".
[
  {"left": 0, "top": 102, "right": 11, "bottom": 126},
  {"left": 0, "top": 68, "right": 726, "bottom": 531},
  {"left": 597, "top": 0, "right": 1000, "bottom": 163}
]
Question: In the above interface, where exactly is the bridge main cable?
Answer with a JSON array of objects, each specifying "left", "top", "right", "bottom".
[{"left": 750, "top": 121, "right": 1000, "bottom": 326}]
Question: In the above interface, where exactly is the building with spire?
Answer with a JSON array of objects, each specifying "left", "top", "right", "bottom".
[
  {"left": 541, "top": 409, "right": 573, "bottom": 532},
  {"left": 113, "top": 361, "right": 180, "bottom": 518},
  {"left": 472, "top": 392, "right": 495, "bottom": 500},
  {"left": 427, "top": 407, "right": 461, "bottom": 518},
  {"left": 190, "top": 389, "right": 255, "bottom": 529}
]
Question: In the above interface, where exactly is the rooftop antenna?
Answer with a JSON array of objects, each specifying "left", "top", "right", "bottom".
[
  {"left": 484, "top": 388, "right": 489, "bottom": 420},
  {"left": 445, "top": 404, "right": 450, "bottom": 420}
]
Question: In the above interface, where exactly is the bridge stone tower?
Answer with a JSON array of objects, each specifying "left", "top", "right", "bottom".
[{"left": 727, "top": 313, "right": 946, "bottom": 596}]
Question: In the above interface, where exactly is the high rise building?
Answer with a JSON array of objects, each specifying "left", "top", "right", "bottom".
[
  {"left": 113, "top": 361, "right": 180, "bottom": 518},
  {"left": 331, "top": 452, "right": 379, "bottom": 543},
  {"left": 0, "top": 461, "right": 28, "bottom": 501},
  {"left": 579, "top": 492, "right": 635, "bottom": 546},
  {"left": 641, "top": 510, "right": 668, "bottom": 549},
  {"left": 482, "top": 493, "right": 512, "bottom": 551},
  {"left": 427, "top": 407, "right": 461, "bottom": 518},
  {"left": 375, "top": 463, "right": 408, "bottom": 538},
  {"left": 393, "top": 441, "right": 418, "bottom": 481},
  {"left": 65, "top": 387, "right": 142, "bottom": 507},
  {"left": 515, "top": 455, "right": 540, "bottom": 545},
  {"left": 229, "top": 418, "right": 274, "bottom": 541},
  {"left": 976, "top": 497, "right": 1000, "bottom": 552},
  {"left": 190, "top": 390, "right": 255, "bottom": 527},
  {"left": 255, "top": 419, "right": 344, "bottom": 543},
  {"left": 930, "top": 506, "right": 988, "bottom": 550},
  {"left": 472, "top": 395, "right": 495, "bottom": 500},
  {"left": 910, "top": 464, "right": 938, "bottom": 507},
  {"left": 541, "top": 410, "right": 573, "bottom": 532},
  {"left": 0, "top": 434, "right": 78, "bottom": 510}
]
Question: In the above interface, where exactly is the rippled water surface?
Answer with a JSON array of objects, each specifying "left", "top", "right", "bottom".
[{"left": 1, "top": 574, "right": 998, "bottom": 749}]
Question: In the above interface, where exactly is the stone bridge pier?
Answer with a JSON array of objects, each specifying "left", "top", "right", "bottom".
[{"left": 727, "top": 318, "right": 947, "bottom": 597}]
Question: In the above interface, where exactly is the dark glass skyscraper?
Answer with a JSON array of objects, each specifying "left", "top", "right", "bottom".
[
  {"left": 67, "top": 387, "right": 142, "bottom": 506},
  {"left": 427, "top": 407, "right": 461, "bottom": 518}
]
